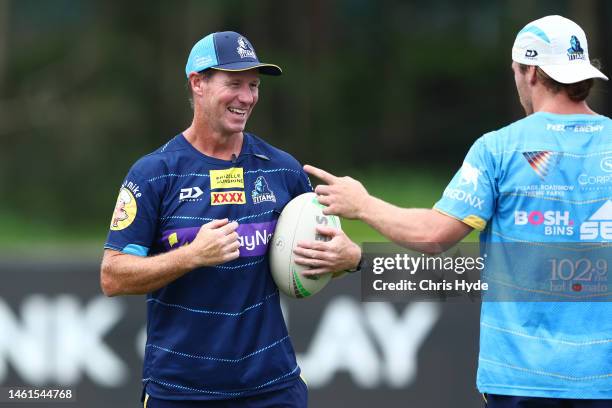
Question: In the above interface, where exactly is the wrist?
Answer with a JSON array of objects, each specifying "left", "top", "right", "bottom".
[
  {"left": 180, "top": 244, "right": 199, "bottom": 270},
  {"left": 357, "top": 194, "right": 373, "bottom": 220},
  {"left": 346, "top": 244, "right": 363, "bottom": 273}
]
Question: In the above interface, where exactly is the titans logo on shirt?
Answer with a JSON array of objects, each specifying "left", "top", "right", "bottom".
[{"left": 252, "top": 176, "right": 276, "bottom": 204}]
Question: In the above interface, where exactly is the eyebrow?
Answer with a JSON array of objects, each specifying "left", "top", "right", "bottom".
[{"left": 224, "top": 77, "right": 260, "bottom": 84}]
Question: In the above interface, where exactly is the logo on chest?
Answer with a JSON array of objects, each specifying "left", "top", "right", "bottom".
[
  {"left": 205, "top": 167, "right": 247, "bottom": 205},
  {"left": 210, "top": 167, "right": 244, "bottom": 189},
  {"left": 161, "top": 220, "right": 277, "bottom": 256},
  {"left": 251, "top": 176, "right": 276, "bottom": 205},
  {"left": 179, "top": 186, "right": 204, "bottom": 201},
  {"left": 211, "top": 191, "right": 246, "bottom": 205}
]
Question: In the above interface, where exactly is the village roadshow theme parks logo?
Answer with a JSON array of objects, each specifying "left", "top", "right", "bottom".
[{"left": 361, "top": 243, "right": 611, "bottom": 303}]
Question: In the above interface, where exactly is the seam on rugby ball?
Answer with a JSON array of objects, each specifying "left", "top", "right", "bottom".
[
  {"left": 291, "top": 266, "right": 311, "bottom": 298},
  {"left": 288, "top": 194, "right": 310, "bottom": 296}
]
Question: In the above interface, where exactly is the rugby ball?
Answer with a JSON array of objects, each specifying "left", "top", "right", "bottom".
[{"left": 270, "top": 192, "right": 341, "bottom": 298}]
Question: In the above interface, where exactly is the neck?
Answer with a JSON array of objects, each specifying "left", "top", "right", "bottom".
[
  {"left": 531, "top": 87, "right": 597, "bottom": 115},
  {"left": 183, "top": 117, "right": 243, "bottom": 161}
]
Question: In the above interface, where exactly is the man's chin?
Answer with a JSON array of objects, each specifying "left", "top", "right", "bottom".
[{"left": 222, "top": 124, "right": 246, "bottom": 135}]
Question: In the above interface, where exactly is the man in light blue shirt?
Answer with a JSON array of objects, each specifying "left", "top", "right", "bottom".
[{"left": 296, "top": 15, "right": 611, "bottom": 408}]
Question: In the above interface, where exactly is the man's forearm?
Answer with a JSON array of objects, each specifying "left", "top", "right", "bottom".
[
  {"left": 101, "top": 220, "right": 240, "bottom": 296},
  {"left": 101, "top": 246, "right": 197, "bottom": 296},
  {"left": 358, "top": 196, "right": 471, "bottom": 253}
]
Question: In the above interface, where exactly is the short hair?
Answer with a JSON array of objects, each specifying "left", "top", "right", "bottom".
[
  {"left": 518, "top": 61, "right": 601, "bottom": 102},
  {"left": 186, "top": 69, "right": 216, "bottom": 109}
]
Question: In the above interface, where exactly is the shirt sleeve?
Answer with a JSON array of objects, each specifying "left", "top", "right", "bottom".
[
  {"left": 104, "top": 166, "right": 160, "bottom": 257},
  {"left": 291, "top": 167, "right": 314, "bottom": 197},
  {"left": 283, "top": 154, "right": 313, "bottom": 198},
  {"left": 433, "top": 137, "right": 497, "bottom": 231}
]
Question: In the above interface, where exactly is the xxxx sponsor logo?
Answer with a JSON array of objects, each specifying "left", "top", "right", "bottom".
[{"left": 211, "top": 190, "right": 246, "bottom": 206}]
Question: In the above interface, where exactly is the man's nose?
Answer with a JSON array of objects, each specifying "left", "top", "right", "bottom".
[{"left": 237, "top": 85, "right": 255, "bottom": 104}]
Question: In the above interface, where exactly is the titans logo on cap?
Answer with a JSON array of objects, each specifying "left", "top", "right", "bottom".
[
  {"left": 236, "top": 36, "right": 257, "bottom": 59},
  {"left": 567, "top": 35, "right": 585, "bottom": 61}
]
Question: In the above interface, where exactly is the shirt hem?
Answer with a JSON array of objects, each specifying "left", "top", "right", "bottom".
[
  {"left": 143, "top": 371, "right": 301, "bottom": 401},
  {"left": 478, "top": 385, "right": 612, "bottom": 400}
]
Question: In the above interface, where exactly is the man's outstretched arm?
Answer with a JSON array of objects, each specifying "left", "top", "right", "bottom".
[{"left": 303, "top": 165, "right": 473, "bottom": 254}]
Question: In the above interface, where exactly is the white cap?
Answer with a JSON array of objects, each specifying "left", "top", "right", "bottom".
[{"left": 512, "top": 15, "right": 608, "bottom": 84}]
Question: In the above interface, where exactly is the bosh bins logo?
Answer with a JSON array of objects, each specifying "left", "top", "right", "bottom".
[{"left": 514, "top": 210, "right": 574, "bottom": 236}]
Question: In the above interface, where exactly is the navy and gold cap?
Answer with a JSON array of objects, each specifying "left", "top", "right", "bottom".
[{"left": 185, "top": 31, "right": 282, "bottom": 78}]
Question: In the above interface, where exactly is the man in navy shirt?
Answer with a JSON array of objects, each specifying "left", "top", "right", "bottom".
[{"left": 101, "top": 31, "right": 361, "bottom": 408}]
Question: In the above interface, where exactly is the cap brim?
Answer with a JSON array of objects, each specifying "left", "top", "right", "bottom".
[
  {"left": 210, "top": 62, "right": 282, "bottom": 76},
  {"left": 540, "top": 63, "right": 608, "bottom": 84}
]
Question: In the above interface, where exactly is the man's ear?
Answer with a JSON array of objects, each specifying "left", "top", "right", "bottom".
[
  {"left": 527, "top": 65, "right": 538, "bottom": 85},
  {"left": 189, "top": 73, "right": 206, "bottom": 97}
]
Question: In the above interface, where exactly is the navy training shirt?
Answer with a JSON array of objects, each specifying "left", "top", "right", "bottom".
[{"left": 105, "top": 132, "right": 312, "bottom": 400}]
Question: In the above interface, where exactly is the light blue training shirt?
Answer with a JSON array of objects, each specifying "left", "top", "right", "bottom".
[{"left": 434, "top": 112, "right": 612, "bottom": 399}]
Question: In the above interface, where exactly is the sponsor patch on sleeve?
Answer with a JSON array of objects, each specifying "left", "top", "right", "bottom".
[
  {"left": 433, "top": 208, "right": 487, "bottom": 231},
  {"left": 462, "top": 215, "right": 487, "bottom": 231},
  {"left": 110, "top": 187, "right": 137, "bottom": 231}
]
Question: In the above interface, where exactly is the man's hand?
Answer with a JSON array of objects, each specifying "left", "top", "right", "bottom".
[
  {"left": 101, "top": 218, "right": 241, "bottom": 296},
  {"left": 293, "top": 225, "right": 361, "bottom": 276},
  {"left": 303, "top": 164, "right": 370, "bottom": 220},
  {"left": 186, "top": 218, "right": 241, "bottom": 268}
]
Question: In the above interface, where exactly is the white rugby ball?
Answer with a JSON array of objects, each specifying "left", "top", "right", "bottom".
[{"left": 270, "top": 192, "right": 341, "bottom": 298}]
